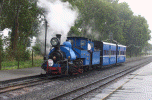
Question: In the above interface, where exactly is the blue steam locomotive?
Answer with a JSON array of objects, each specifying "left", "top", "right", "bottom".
[{"left": 41, "top": 34, "right": 126, "bottom": 75}]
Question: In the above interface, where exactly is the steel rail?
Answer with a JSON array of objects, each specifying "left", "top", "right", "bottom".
[
  {"left": 50, "top": 60, "right": 151, "bottom": 100},
  {"left": 0, "top": 77, "right": 46, "bottom": 89},
  {"left": 0, "top": 77, "right": 52, "bottom": 94},
  {"left": 73, "top": 60, "right": 151, "bottom": 100}
]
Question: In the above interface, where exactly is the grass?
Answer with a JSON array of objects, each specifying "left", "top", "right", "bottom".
[
  {"left": 2, "top": 54, "right": 148, "bottom": 70},
  {"left": 1, "top": 55, "right": 43, "bottom": 70}
]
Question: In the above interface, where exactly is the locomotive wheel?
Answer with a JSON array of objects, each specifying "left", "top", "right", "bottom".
[
  {"left": 78, "top": 68, "right": 83, "bottom": 74},
  {"left": 83, "top": 66, "right": 89, "bottom": 72},
  {"left": 88, "top": 65, "right": 93, "bottom": 70},
  {"left": 85, "top": 66, "right": 91, "bottom": 71},
  {"left": 68, "top": 71, "right": 73, "bottom": 76}
]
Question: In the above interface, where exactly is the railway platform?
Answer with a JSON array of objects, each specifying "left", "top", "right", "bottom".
[
  {"left": 89, "top": 61, "right": 152, "bottom": 100},
  {"left": 0, "top": 67, "right": 45, "bottom": 82}
]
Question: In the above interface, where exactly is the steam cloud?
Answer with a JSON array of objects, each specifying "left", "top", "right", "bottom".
[{"left": 37, "top": 0, "right": 78, "bottom": 55}]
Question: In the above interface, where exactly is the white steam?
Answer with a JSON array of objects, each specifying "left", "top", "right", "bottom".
[{"left": 37, "top": 0, "right": 78, "bottom": 55}]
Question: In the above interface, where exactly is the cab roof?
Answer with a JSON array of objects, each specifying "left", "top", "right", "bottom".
[{"left": 67, "top": 37, "right": 91, "bottom": 41}]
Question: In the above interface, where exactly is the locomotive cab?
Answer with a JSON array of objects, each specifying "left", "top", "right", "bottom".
[{"left": 67, "top": 37, "right": 100, "bottom": 70}]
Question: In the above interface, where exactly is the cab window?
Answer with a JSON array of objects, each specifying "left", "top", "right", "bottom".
[{"left": 69, "top": 39, "right": 73, "bottom": 45}]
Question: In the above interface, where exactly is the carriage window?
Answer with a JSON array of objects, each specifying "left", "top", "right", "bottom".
[
  {"left": 81, "top": 40, "right": 86, "bottom": 46},
  {"left": 113, "top": 51, "right": 114, "bottom": 55},
  {"left": 111, "top": 51, "right": 116, "bottom": 55},
  {"left": 104, "top": 50, "right": 108, "bottom": 55},
  {"left": 107, "top": 51, "right": 109, "bottom": 55},
  {"left": 111, "top": 51, "right": 113, "bottom": 55},
  {"left": 114, "top": 51, "right": 116, "bottom": 55},
  {"left": 120, "top": 51, "right": 124, "bottom": 55},
  {"left": 109, "top": 50, "right": 111, "bottom": 55}
]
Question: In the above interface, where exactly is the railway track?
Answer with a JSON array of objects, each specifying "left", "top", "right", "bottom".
[
  {"left": 50, "top": 59, "right": 151, "bottom": 100},
  {"left": 125, "top": 56, "right": 145, "bottom": 63},
  {"left": 0, "top": 56, "right": 149, "bottom": 99},
  {"left": 0, "top": 76, "right": 54, "bottom": 94}
]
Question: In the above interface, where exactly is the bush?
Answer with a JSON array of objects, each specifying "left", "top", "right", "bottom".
[
  {"left": 14, "top": 50, "right": 31, "bottom": 61},
  {"left": 22, "top": 50, "right": 31, "bottom": 61},
  {"left": 32, "top": 43, "right": 41, "bottom": 55},
  {"left": 1, "top": 50, "right": 5, "bottom": 61}
]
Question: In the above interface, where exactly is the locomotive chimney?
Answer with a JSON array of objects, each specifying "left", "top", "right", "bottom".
[{"left": 56, "top": 34, "right": 61, "bottom": 43}]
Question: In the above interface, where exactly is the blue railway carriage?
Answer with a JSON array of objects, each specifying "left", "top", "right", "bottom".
[
  {"left": 117, "top": 44, "right": 126, "bottom": 63},
  {"left": 102, "top": 42, "right": 117, "bottom": 66},
  {"left": 93, "top": 41, "right": 117, "bottom": 66},
  {"left": 67, "top": 37, "right": 100, "bottom": 68}
]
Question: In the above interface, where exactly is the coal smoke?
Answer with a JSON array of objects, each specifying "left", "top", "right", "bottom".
[{"left": 37, "top": 0, "right": 78, "bottom": 55}]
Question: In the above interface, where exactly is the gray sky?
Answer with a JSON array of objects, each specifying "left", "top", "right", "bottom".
[{"left": 119, "top": 0, "right": 152, "bottom": 44}]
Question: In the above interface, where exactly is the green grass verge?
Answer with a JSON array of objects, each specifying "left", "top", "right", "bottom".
[{"left": 1, "top": 59, "right": 43, "bottom": 70}]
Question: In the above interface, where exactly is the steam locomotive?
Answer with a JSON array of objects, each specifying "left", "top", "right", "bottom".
[{"left": 41, "top": 34, "right": 126, "bottom": 76}]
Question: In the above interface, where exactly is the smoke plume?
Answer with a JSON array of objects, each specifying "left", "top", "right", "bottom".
[{"left": 37, "top": 0, "right": 78, "bottom": 55}]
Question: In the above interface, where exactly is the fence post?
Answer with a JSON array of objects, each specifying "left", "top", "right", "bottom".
[
  {"left": 0, "top": 46, "right": 1, "bottom": 70},
  {"left": 0, "top": 36, "right": 2, "bottom": 70},
  {"left": 18, "top": 60, "right": 19, "bottom": 69},
  {"left": 32, "top": 50, "right": 33, "bottom": 66},
  {"left": 17, "top": 51, "right": 19, "bottom": 69}
]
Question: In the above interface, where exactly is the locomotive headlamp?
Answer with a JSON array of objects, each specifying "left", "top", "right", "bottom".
[
  {"left": 50, "top": 37, "right": 59, "bottom": 46},
  {"left": 48, "top": 59, "right": 54, "bottom": 66}
]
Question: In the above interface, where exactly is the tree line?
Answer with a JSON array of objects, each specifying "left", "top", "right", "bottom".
[
  {"left": 64, "top": 0, "right": 151, "bottom": 56},
  {"left": 0, "top": 0, "right": 151, "bottom": 65}
]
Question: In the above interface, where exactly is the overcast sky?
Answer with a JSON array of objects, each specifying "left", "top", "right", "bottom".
[{"left": 119, "top": 0, "right": 152, "bottom": 44}]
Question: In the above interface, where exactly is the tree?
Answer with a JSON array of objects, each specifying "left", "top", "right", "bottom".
[
  {"left": 126, "top": 15, "right": 151, "bottom": 55},
  {"left": 0, "top": 34, "right": 2, "bottom": 70},
  {"left": 0, "top": 0, "right": 4, "bottom": 70},
  {"left": 1, "top": 0, "right": 42, "bottom": 58}
]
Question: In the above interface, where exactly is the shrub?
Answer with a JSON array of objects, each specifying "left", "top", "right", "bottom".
[
  {"left": 22, "top": 50, "right": 31, "bottom": 61},
  {"left": 32, "top": 43, "right": 41, "bottom": 55}
]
